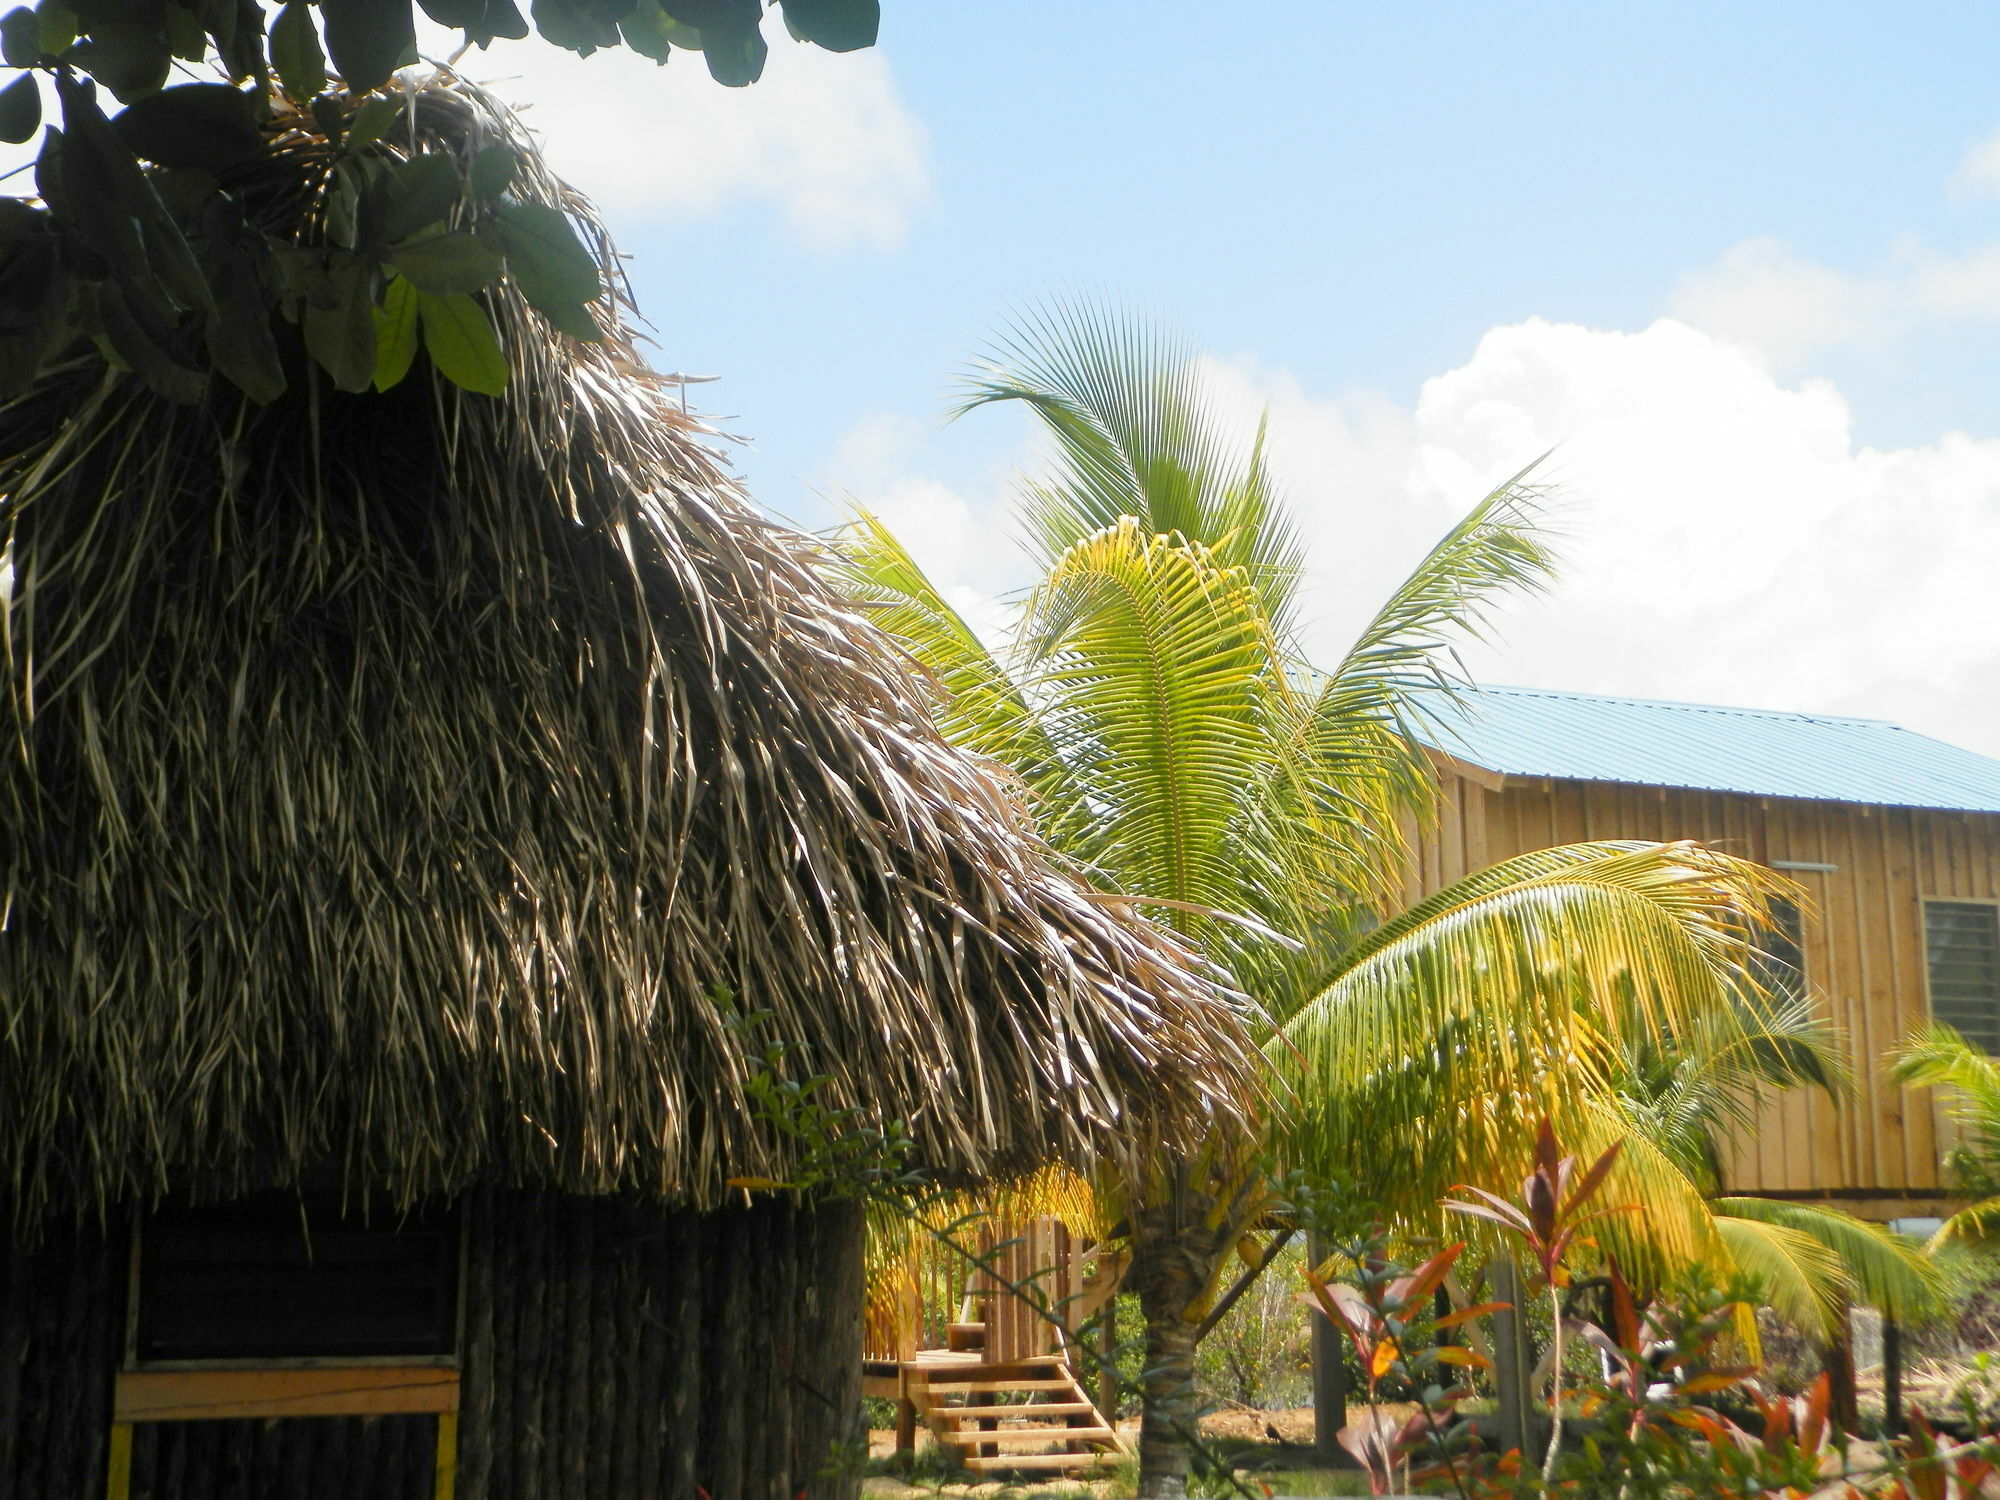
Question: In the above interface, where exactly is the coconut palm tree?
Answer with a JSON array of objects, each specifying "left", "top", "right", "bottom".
[
  {"left": 839, "top": 300, "right": 1862, "bottom": 1496},
  {"left": 1890, "top": 1025, "right": 2000, "bottom": 1247}
]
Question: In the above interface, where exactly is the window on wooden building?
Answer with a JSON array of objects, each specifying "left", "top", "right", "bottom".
[
  {"left": 1746, "top": 897, "right": 1806, "bottom": 1002},
  {"left": 134, "top": 1192, "right": 459, "bottom": 1363},
  {"left": 1925, "top": 900, "right": 2000, "bottom": 1054}
]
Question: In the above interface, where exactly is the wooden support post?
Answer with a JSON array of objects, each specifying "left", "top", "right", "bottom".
[
  {"left": 1309, "top": 1233, "right": 1347, "bottom": 1465},
  {"left": 1097, "top": 1295, "right": 1118, "bottom": 1427},
  {"left": 1825, "top": 1310, "right": 1860, "bottom": 1433},
  {"left": 1490, "top": 1258, "right": 1532, "bottom": 1460},
  {"left": 1883, "top": 1315, "right": 1903, "bottom": 1437}
]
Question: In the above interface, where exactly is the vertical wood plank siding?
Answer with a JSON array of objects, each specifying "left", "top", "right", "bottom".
[
  {"left": 0, "top": 1194, "right": 864, "bottom": 1500},
  {"left": 1414, "top": 773, "right": 2000, "bottom": 1202}
]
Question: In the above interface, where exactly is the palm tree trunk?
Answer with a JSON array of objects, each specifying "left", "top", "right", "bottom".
[{"left": 1125, "top": 1184, "right": 1237, "bottom": 1500}]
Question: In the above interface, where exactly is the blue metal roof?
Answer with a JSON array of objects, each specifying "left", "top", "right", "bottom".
[{"left": 1420, "top": 685, "right": 2000, "bottom": 814}]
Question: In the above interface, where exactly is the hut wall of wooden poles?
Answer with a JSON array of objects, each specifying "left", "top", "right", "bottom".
[
  {"left": 0, "top": 81, "right": 1252, "bottom": 1500},
  {"left": 0, "top": 1193, "right": 864, "bottom": 1499}
]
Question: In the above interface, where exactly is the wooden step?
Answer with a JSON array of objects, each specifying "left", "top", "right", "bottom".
[
  {"left": 919, "top": 1377, "right": 1075, "bottom": 1393},
  {"left": 943, "top": 1401, "right": 1095, "bottom": 1419},
  {"left": 959, "top": 1451, "right": 1118, "bottom": 1472},
  {"left": 939, "top": 1426, "right": 1117, "bottom": 1448}
]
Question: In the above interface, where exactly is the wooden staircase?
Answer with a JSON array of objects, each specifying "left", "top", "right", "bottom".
[{"left": 908, "top": 1352, "right": 1125, "bottom": 1476}]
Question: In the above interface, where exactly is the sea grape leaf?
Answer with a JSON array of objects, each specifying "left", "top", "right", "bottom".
[
  {"left": 34, "top": 0, "right": 74, "bottom": 54},
  {"left": 70, "top": 21, "right": 173, "bottom": 100},
  {"left": 387, "top": 230, "right": 501, "bottom": 295},
  {"left": 617, "top": 0, "right": 682, "bottom": 61},
  {"left": 0, "top": 7, "right": 37, "bottom": 65},
  {"left": 378, "top": 150, "right": 460, "bottom": 242},
  {"left": 320, "top": 0, "right": 416, "bottom": 93},
  {"left": 113, "top": 82, "right": 263, "bottom": 171},
  {"left": 779, "top": 0, "right": 875, "bottom": 51},
  {"left": 343, "top": 94, "right": 397, "bottom": 151},
  {"left": 467, "top": 143, "right": 514, "bottom": 199},
  {"left": 418, "top": 0, "right": 526, "bottom": 42},
  {"left": 300, "top": 253, "right": 376, "bottom": 391},
  {"left": 492, "top": 197, "right": 599, "bottom": 310},
  {"left": 530, "top": 0, "right": 619, "bottom": 54},
  {"left": 371, "top": 270, "right": 418, "bottom": 389},
  {"left": 697, "top": 19, "right": 763, "bottom": 84},
  {"left": 417, "top": 289, "right": 506, "bottom": 394},
  {"left": 0, "top": 72, "right": 39, "bottom": 144},
  {"left": 269, "top": 1, "right": 326, "bottom": 101}
]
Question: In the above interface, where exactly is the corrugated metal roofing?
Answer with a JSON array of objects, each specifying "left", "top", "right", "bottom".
[{"left": 1420, "top": 685, "right": 2000, "bottom": 814}]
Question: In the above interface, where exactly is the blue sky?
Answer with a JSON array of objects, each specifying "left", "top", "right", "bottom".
[
  {"left": 12, "top": 4, "right": 1998, "bottom": 751},
  {"left": 479, "top": 3, "right": 2000, "bottom": 756}
]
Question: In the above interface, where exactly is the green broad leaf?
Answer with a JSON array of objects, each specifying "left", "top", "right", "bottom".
[
  {"left": 468, "top": 144, "right": 515, "bottom": 199},
  {"left": 371, "top": 271, "right": 418, "bottom": 389},
  {"left": 163, "top": 2, "right": 203, "bottom": 60},
  {"left": 0, "top": 7, "right": 36, "bottom": 66},
  {"left": 778, "top": 0, "right": 875, "bottom": 51},
  {"left": 92, "top": 280, "right": 206, "bottom": 402},
  {"left": 269, "top": 2, "right": 327, "bottom": 102},
  {"left": 310, "top": 93, "right": 346, "bottom": 145},
  {"left": 417, "top": 289, "right": 506, "bottom": 395},
  {"left": 34, "top": 0, "right": 73, "bottom": 55},
  {"left": 530, "top": 0, "right": 619, "bottom": 54},
  {"left": 205, "top": 262, "right": 286, "bottom": 403},
  {"left": 69, "top": 21, "right": 172, "bottom": 100},
  {"left": 387, "top": 230, "right": 501, "bottom": 294},
  {"left": 418, "top": 0, "right": 528, "bottom": 43},
  {"left": 0, "top": 71, "right": 38, "bottom": 145},
  {"left": 343, "top": 94, "right": 397, "bottom": 151},
  {"left": 320, "top": 0, "right": 416, "bottom": 93},
  {"left": 617, "top": 0, "right": 683, "bottom": 61},
  {"left": 300, "top": 254, "right": 377, "bottom": 392},
  {"left": 699, "top": 19, "right": 764, "bottom": 84},
  {"left": 113, "top": 82, "right": 263, "bottom": 172},
  {"left": 378, "top": 150, "right": 460, "bottom": 242},
  {"left": 492, "top": 197, "right": 600, "bottom": 309},
  {"left": 534, "top": 294, "right": 600, "bottom": 342}
]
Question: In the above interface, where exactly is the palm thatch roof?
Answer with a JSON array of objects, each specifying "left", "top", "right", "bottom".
[{"left": 0, "top": 80, "right": 1251, "bottom": 1227}]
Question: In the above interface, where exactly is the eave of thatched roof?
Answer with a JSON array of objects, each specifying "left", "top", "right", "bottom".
[{"left": 0, "top": 81, "right": 1253, "bottom": 1224}]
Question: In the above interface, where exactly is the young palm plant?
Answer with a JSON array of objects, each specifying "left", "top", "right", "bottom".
[
  {"left": 1890, "top": 1025, "right": 2000, "bottom": 1247},
  {"left": 838, "top": 300, "right": 1837, "bottom": 1497}
]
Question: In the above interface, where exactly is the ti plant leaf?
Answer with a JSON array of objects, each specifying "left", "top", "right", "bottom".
[
  {"left": 269, "top": 2, "right": 328, "bottom": 103},
  {"left": 417, "top": 288, "right": 507, "bottom": 394},
  {"left": 0, "top": 71, "right": 38, "bottom": 145},
  {"left": 371, "top": 271, "right": 419, "bottom": 390}
]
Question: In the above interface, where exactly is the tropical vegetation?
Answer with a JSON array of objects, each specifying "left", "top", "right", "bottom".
[{"left": 841, "top": 300, "right": 1936, "bottom": 1497}]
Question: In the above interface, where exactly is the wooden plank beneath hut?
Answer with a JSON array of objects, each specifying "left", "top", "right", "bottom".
[{"left": 114, "top": 1367, "right": 460, "bottom": 1421}]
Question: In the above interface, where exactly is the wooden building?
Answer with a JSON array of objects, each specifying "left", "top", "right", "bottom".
[
  {"left": 0, "top": 83, "right": 1248, "bottom": 1500},
  {"left": 1416, "top": 685, "right": 2000, "bottom": 1219}
]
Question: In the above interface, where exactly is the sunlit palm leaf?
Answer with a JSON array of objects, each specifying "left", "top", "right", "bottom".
[
  {"left": 1713, "top": 1214, "right": 1851, "bottom": 1338},
  {"left": 1713, "top": 1197, "right": 1944, "bottom": 1323}
]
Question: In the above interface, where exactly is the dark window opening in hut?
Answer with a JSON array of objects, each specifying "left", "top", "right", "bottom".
[
  {"left": 135, "top": 1193, "right": 460, "bottom": 1362},
  {"left": 1752, "top": 896, "right": 1807, "bottom": 1002},
  {"left": 1926, "top": 900, "right": 2000, "bottom": 1054}
]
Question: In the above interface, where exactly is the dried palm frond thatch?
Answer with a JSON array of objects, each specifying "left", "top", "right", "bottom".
[{"left": 0, "top": 78, "right": 1252, "bottom": 1228}]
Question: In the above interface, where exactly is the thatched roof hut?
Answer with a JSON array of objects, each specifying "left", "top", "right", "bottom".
[{"left": 0, "top": 82, "right": 1247, "bottom": 1500}]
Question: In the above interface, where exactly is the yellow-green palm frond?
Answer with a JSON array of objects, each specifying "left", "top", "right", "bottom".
[
  {"left": 1712, "top": 1197, "right": 1945, "bottom": 1324},
  {"left": 955, "top": 299, "right": 1305, "bottom": 624},
  {"left": 1890, "top": 1024, "right": 2000, "bottom": 1171},
  {"left": 1712, "top": 1213, "right": 1851, "bottom": 1339},
  {"left": 832, "top": 509, "right": 1075, "bottom": 811},
  {"left": 1928, "top": 1196, "right": 2000, "bottom": 1251},
  {"left": 1020, "top": 519, "right": 1290, "bottom": 934}
]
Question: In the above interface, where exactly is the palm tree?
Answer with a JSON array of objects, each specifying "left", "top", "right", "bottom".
[
  {"left": 1890, "top": 1025, "right": 2000, "bottom": 1246},
  {"left": 839, "top": 301, "right": 1851, "bottom": 1497}
]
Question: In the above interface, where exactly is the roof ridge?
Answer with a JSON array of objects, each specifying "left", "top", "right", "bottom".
[{"left": 1473, "top": 683, "right": 1894, "bottom": 729}]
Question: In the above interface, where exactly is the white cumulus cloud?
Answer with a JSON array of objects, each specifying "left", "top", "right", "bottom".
[
  {"left": 1954, "top": 128, "right": 2000, "bottom": 200},
  {"left": 846, "top": 318, "right": 2000, "bottom": 760},
  {"left": 460, "top": 36, "right": 927, "bottom": 250}
]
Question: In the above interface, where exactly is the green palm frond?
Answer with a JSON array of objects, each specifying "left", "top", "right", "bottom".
[
  {"left": 1890, "top": 1024, "right": 2000, "bottom": 1183},
  {"left": 956, "top": 299, "right": 1306, "bottom": 625},
  {"left": 1928, "top": 1196, "right": 2000, "bottom": 1251},
  {"left": 1713, "top": 1197, "right": 1945, "bottom": 1324},
  {"left": 1712, "top": 1213, "right": 1851, "bottom": 1338}
]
